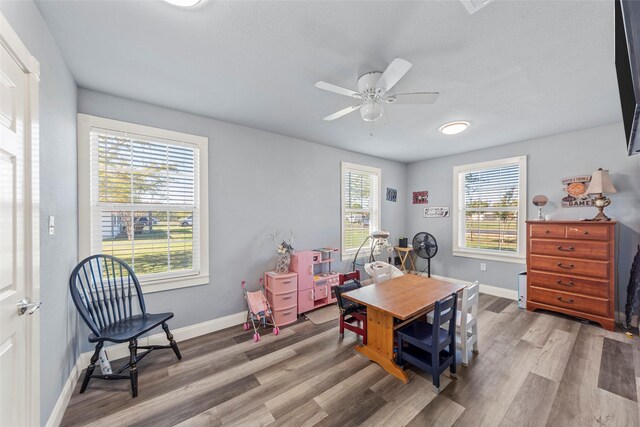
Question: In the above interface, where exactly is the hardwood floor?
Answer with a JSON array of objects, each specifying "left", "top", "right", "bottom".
[{"left": 61, "top": 295, "right": 640, "bottom": 426}]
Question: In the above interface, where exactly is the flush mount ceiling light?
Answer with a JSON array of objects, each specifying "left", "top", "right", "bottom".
[
  {"left": 439, "top": 121, "right": 470, "bottom": 135},
  {"left": 163, "top": 0, "right": 201, "bottom": 7}
]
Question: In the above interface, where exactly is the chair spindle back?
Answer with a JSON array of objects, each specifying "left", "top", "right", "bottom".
[{"left": 69, "top": 255, "right": 146, "bottom": 336}]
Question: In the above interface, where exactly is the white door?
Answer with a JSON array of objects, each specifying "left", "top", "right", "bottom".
[{"left": 0, "top": 14, "right": 40, "bottom": 427}]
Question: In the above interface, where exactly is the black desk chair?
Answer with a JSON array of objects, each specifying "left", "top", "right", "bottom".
[
  {"left": 69, "top": 255, "right": 182, "bottom": 397},
  {"left": 396, "top": 292, "right": 457, "bottom": 391}
]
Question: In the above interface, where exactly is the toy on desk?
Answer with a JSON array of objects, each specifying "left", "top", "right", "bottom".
[{"left": 242, "top": 279, "right": 280, "bottom": 342}]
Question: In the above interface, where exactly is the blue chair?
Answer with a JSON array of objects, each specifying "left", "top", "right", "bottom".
[
  {"left": 69, "top": 255, "right": 182, "bottom": 397},
  {"left": 396, "top": 293, "right": 457, "bottom": 390}
]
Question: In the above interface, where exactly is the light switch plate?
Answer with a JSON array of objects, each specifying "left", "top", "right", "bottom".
[
  {"left": 480, "top": 263, "right": 487, "bottom": 271},
  {"left": 48, "top": 216, "right": 55, "bottom": 235}
]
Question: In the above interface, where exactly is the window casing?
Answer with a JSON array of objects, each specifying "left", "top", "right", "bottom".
[
  {"left": 452, "top": 156, "right": 526, "bottom": 263},
  {"left": 78, "top": 114, "right": 209, "bottom": 293},
  {"left": 341, "top": 162, "right": 381, "bottom": 261}
]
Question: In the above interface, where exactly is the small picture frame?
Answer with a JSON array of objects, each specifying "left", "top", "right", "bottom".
[
  {"left": 423, "top": 207, "right": 450, "bottom": 218},
  {"left": 386, "top": 187, "right": 398, "bottom": 202},
  {"left": 412, "top": 191, "right": 428, "bottom": 204}
]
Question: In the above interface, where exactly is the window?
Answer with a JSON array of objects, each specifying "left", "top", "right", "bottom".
[
  {"left": 452, "top": 156, "right": 526, "bottom": 263},
  {"left": 78, "top": 114, "right": 209, "bottom": 292},
  {"left": 341, "top": 162, "right": 381, "bottom": 260}
]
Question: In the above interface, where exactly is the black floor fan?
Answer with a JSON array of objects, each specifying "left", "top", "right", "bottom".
[{"left": 412, "top": 232, "right": 438, "bottom": 277}]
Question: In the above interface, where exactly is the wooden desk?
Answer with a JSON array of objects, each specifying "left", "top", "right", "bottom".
[
  {"left": 394, "top": 247, "right": 415, "bottom": 273},
  {"left": 343, "top": 274, "right": 465, "bottom": 383}
]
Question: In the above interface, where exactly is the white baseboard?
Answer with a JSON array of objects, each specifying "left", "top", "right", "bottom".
[
  {"left": 45, "top": 358, "right": 83, "bottom": 427},
  {"left": 423, "top": 273, "right": 518, "bottom": 301},
  {"left": 47, "top": 311, "right": 246, "bottom": 427}
]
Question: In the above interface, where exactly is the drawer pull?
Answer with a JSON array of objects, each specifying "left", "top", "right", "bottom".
[
  {"left": 282, "top": 280, "right": 293, "bottom": 284},
  {"left": 544, "top": 230, "right": 550, "bottom": 234},
  {"left": 556, "top": 263, "right": 574, "bottom": 269},
  {"left": 557, "top": 297, "right": 574, "bottom": 304},
  {"left": 583, "top": 231, "right": 589, "bottom": 235},
  {"left": 283, "top": 311, "right": 293, "bottom": 316},
  {"left": 556, "top": 279, "right": 575, "bottom": 287},
  {"left": 556, "top": 246, "right": 574, "bottom": 251},
  {"left": 282, "top": 296, "right": 293, "bottom": 300}
]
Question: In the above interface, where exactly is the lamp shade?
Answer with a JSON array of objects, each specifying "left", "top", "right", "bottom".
[{"left": 586, "top": 168, "right": 617, "bottom": 194}]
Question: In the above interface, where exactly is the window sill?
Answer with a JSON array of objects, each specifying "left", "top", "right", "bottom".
[
  {"left": 140, "top": 274, "right": 210, "bottom": 294},
  {"left": 452, "top": 250, "right": 525, "bottom": 265}
]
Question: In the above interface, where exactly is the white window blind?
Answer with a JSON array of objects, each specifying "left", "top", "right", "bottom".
[
  {"left": 89, "top": 128, "right": 201, "bottom": 280},
  {"left": 341, "top": 162, "right": 381, "bottom": 258},
  {"left": 453, "top": 156, "right": 526, "bottom": 262}
]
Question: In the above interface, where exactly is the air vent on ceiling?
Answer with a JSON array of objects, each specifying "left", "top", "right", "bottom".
[{"left": 460, "top": 0, "right": 494, "bottom": 14}]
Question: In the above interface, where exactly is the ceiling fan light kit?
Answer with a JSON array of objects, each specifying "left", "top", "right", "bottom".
[
  {"left": 315, "top": 58, "right": 439, "bottom": 128},
  {"left": 439, "top": 121, "right": 470, "bottom": 135},
  {"left": 163, "top": 0, "right": 201, "bottom": 7}
]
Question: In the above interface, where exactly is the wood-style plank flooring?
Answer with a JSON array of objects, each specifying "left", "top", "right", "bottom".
[{"left": 61, "top": 295, "right": 640, "bottom": 426}]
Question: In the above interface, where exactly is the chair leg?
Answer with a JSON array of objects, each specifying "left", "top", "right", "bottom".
[
  {"left": 450, "top": 338, "right": 457, "bottom": 378},
  {"left": 80, "top": 342, "right": 103, "bottom": 394},
  {"left": 461, "top": 329, "right": 469, "bottom": 367},
  {"left": 472, "top": 323, "right": 479, "bottom": 354},
  {"left": 431, "top": 347, "right": 440, "bottom": 388},
  {"left": 339, "top": 316, "right": 345, "bottom": 338},
  {"left": 129, "top": 339, "right": 138, "bottom": 398},
  {"left": 162, "top": 322, "right": 182, "bottom": 360}
]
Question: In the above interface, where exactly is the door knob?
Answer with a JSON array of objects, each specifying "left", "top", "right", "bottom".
[{"left": 17, "top": 298, "right": 42, "bottom": 316}]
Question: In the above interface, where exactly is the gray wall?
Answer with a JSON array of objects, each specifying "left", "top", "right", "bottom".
[
  {"left": 1, "top": 0, "right": 79, "bottom": 424},
  {"left": 407, "top": 122, "right": 640, "bottom": 308},
  {"left": 77, "top": 89, "right": 408, "bottom": 351}
]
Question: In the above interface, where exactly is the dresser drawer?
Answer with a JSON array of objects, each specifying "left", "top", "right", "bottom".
[
  {"left": 266, "top": 273, "right": 298, "bottom": 294},
  {"left": 530, "top": 223, "right": 565, "bottom": 238},
  {"left": 267, "top": 290, "right": 297, "bottom": 307},
  {"left": 565, "top": 224, "right": 610, "bottom": 241},
  {"left": 529, "top": 255, "right": 609, "bottom": 279},
  {"left": 528, "top": 271, "right": 609, "bottom": 299},
  {"left": 529, "top": 239, "right": 609, "bottom": 261},
  {"left": 529, "top": 287, "right": 608, "bottom": 317},
  {"left": 273, "top": 306, "right": 298, "bottom": 326}
]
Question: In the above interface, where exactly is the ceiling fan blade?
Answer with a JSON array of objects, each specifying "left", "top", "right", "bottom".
[
  {"left": 385, "top": 92, "right": 439, "bottom": 104},
  {"left": 376, "top": 58, "right": 412, "bottom": 92},
  {"left": 323, "top": 105, "right": 361, "bottom": 121},
  {"left": 315, "top": 81, "right": 361, "bottom": 98}
]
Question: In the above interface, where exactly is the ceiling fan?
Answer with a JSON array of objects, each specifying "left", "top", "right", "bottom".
[{"left": 314, "top": 58, "right": 439, "bottom": 124}]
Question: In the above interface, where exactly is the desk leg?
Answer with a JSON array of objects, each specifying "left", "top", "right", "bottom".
[{"left": 354, "top": 306, "right": 409, "bottom": 383}]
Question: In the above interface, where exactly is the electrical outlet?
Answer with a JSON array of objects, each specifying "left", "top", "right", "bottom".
[
  {"left": 480, "top": 263, "right": 487, "bottom": 271},
  {"left": 48, "top": 216, "right": 55, "bottom": 235}
]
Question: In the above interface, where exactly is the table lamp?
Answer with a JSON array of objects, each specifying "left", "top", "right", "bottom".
[{"left": 585, "top": 168, "right": 617, "bottom": 221}]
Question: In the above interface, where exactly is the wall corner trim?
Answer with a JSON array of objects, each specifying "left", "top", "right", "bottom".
[{"left": 45, "top": 311, "right": 246, "bottom": 427}]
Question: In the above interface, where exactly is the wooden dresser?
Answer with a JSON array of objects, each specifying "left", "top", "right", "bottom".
[{"left": 526, "top": 220, "right": 616, "bottom": 331}]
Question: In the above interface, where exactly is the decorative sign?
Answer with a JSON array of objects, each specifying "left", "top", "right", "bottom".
[
  {"left": 386, "top": 187, "right": 397, "bottom": 202},
  {"left": 412, "top": 191, "right": 429, "bottom": 204},
  {"left": 562, "top": 175, "right": 593, "bottom": 208},
  {"left": 423, "top": 206, "right": 450, "bottom": 218}
]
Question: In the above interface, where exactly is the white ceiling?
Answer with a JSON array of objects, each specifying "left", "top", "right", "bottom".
[{"left": 35, "top": 0, "right": 620, "bottom": 163}]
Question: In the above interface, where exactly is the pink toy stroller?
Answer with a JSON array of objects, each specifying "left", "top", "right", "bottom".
[{"left": 242, "top": 279, "right": 280, "bottom": 342}]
